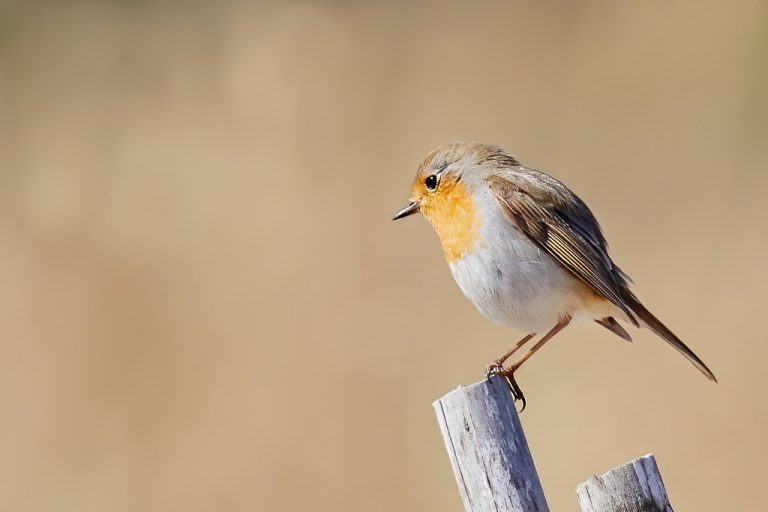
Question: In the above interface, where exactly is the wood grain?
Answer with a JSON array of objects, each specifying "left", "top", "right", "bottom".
[
  {"left": 433, "top": 376, "right": 549, "bottom": 512},
  {"left": 576, "top": 454, "right": 673, "bottom": 512}
]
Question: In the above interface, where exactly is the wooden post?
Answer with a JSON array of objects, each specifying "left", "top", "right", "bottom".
[
  {"left": 576, "top": 454, "right": 673, "bottom": 512},
  {"left": 433, "top": 376, "right": 549, "bottom": 512}
]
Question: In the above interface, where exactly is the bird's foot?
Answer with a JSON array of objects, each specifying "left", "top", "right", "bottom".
[
  {"left": 485, "top": 362, "right": 527, "bottom": 412},
  {"left": 505, "top": 372, "right": 527, "bottom": 413},
  {"left": 484, "top": 358, "right": 506, "bottom": 378}
]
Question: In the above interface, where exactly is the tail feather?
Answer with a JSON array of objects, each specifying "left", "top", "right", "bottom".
[
  {"left": 621, "top": 291, "right": 717, "bottom": 382},
  {"left": 595, "top": 316, "right": 632, "bottom": 342}
]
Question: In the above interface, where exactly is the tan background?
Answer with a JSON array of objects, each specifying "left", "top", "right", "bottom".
[{"left": 1, "top": 0, "right": 766, "bottom": 510}]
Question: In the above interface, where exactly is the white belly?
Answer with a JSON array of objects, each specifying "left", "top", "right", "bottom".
[{"left": 449, "top": 225, "right": 590, "bottom": 333}]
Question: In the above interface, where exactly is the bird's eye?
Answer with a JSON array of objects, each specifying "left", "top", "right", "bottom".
[{"left": 425, "top": 174, "right": 438, "bottom": 191}]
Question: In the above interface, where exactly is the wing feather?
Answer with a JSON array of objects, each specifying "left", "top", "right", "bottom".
[{"left": 487, "top": 174, "right": 638, "bottom": 326}]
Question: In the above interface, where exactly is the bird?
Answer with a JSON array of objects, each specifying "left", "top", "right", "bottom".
[{"left": 393, "top": 142, "right": 716, "bottom": 409}]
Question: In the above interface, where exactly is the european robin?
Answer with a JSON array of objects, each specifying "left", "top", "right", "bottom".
[{"left": 394, "top": 142, "right": 716, "bottom": 409}]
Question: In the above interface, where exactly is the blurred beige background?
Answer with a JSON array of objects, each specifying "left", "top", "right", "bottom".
[{"left": 0, "top": 0, "right": 766, "bottom": 510}]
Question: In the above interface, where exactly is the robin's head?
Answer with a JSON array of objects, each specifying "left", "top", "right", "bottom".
[{"left": 393, "top": 142, "right": 519, "bottom": 262}]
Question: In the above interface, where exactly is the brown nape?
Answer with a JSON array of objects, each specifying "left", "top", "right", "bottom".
[{"left": 417, "top": 142, "right": 519, "bottom": 175}]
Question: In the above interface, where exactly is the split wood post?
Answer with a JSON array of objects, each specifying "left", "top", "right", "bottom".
[
  {"left": 433, "top": 376, "right": 549, "bottom": 512},
  {"left": 433, "top": 377, "right": 675, "bottom": 512},
  {"left": 576, "top": 454, "right": 673, "bottom": 512}
]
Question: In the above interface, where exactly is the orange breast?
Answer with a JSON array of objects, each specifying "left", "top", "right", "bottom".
[{"left": 421, "top": 182, "right": 482, "bottom": 263}]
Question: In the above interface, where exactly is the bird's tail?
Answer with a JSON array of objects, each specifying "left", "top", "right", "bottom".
[{"left": 621, "top": 289, "right": 717, "bottom": 382}]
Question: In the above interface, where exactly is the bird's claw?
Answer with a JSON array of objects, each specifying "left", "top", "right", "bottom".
[
  {"left": 484, "top": 362, "right": 527, "bottom": 413},
  {"left": 484, "top": 359, "right": 506, "bottom": 378},
  {"left": 506, "top": 373, "right": 527, "bottom": 413}
]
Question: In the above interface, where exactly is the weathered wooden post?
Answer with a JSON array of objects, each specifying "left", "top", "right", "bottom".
[
  {"left": 576, "top": 454, "right": 673, "bottom": 512},
  {"left": 433, "top": 377, "right": 674, "bottom": 512},
  {"left": 433, "top": 376, "right": 549, "bottom": 512}
]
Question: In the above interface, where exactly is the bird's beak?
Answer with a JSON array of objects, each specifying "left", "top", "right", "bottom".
[{"left": 392, "top": 201, "right": 420, "bottom": 220}]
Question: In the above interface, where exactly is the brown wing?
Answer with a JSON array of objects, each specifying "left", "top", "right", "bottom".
[{"left": 487, "top": 173, "right": 639, "bottom": 326}]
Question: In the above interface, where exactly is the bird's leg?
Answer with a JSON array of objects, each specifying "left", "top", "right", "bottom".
[
  {"left": 485, "top": 333, "right": 535, "bottom": 411},
  {"left": 485, "top": 333, "right": 536, "bottom": 377},
  {"left": 498, "top": 315, "right": 573, "bottom": 411},
  {"left": 502, "top": 316, "right": 572, "bottom": 374}
]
